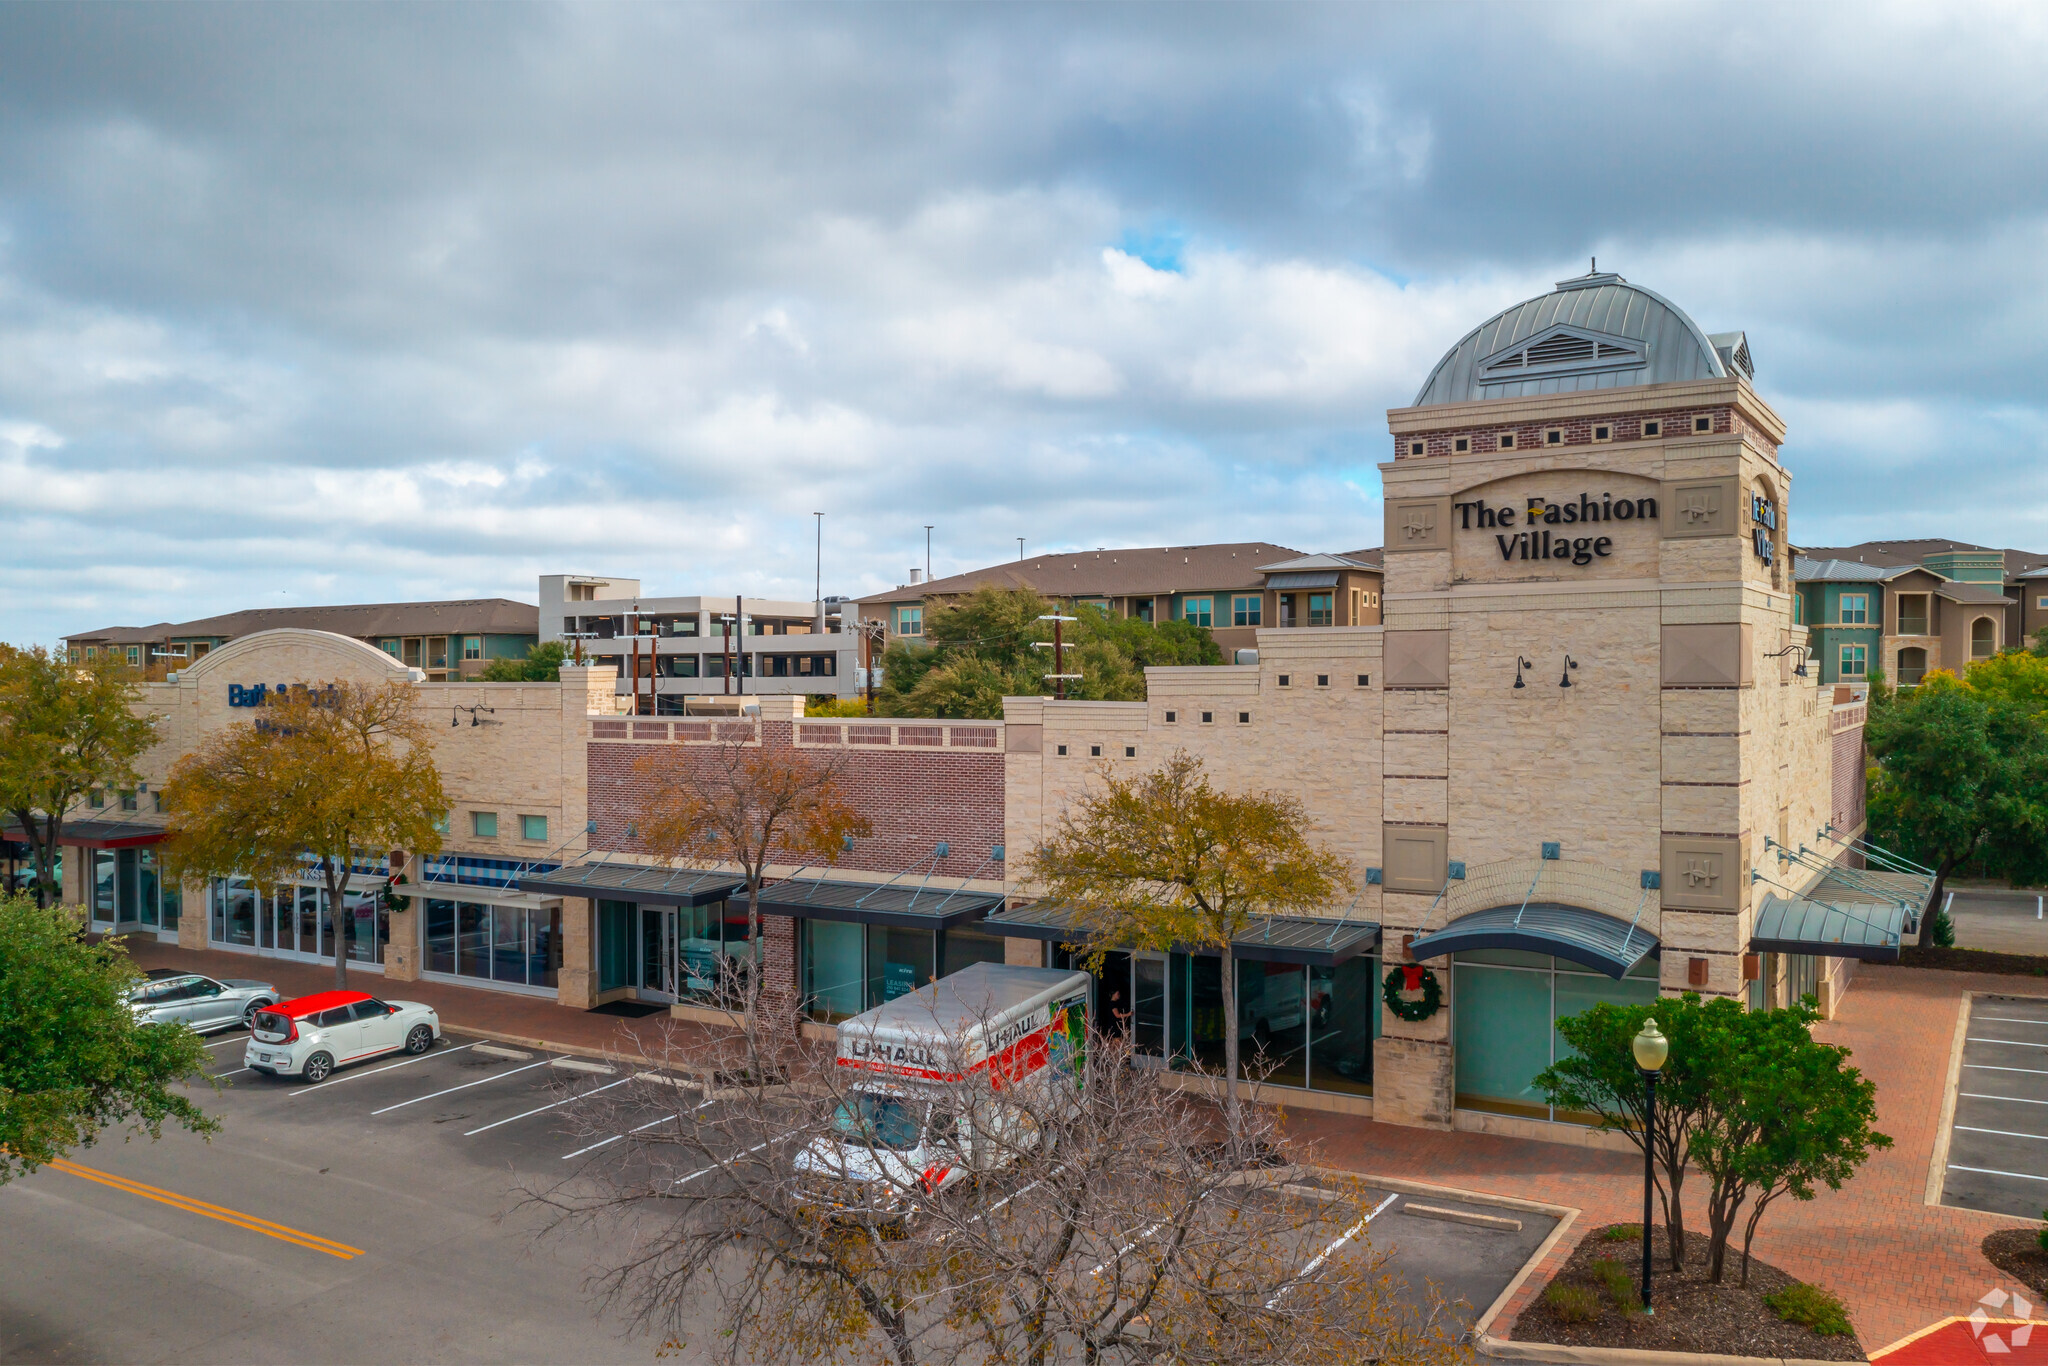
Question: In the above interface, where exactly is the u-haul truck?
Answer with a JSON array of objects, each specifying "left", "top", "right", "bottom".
[{"left": 795, "top": 962, "right": 1089, "bottom": 1216}]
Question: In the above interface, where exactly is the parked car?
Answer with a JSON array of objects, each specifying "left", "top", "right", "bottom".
[
  {"left": 245, "top": 990, "right": 442, "bottom": 1083},
  {"left": 129, "top": 973, "right": 279, "bottom": 1034}
]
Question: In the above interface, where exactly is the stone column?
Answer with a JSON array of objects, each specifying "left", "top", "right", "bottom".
[
  {"left": 1370, "top": 947, "right": 1455, "bottom": 1130},
  {"left": 384, "top": 899, "right": 420, "bottom": 981},
  {"left": 558, "top": 896, "right": 596, "bottom": 1009},
  {"left": 176, "top": 875, "right": 208, "bottom": 950}
]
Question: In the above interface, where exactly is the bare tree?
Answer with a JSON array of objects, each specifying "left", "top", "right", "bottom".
[{"left": 528, "top": 1008, "right": 1469, "bottom": 1366}]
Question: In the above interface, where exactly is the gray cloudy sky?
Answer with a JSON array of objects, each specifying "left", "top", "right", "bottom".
[{"left": 5, "top": 2, "right": 2047, "bottom": 643}]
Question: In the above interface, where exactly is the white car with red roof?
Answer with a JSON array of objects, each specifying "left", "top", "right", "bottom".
[{"left": 245, "top": 990, "right": 442, "bottom": 1083}]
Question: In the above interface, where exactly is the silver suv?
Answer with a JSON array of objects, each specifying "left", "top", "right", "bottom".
[{"left": 129, "top": 973, "right": 279, "bottom": 1034}]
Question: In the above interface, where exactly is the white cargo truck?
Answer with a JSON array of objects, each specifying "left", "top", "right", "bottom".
[{"left": 794, "top": 962, "right": 1089, "bottom": 1216}]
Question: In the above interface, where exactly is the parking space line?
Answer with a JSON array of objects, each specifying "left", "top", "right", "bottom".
[
  {"left": 675, "top": 1137, "right": 772, "bottom": 1187},
  {"left": 1968, "top": 1037, "right": 2048, "bottom": 1048},
  {"left": 204, "top": 1036, "right": 247, "bottom": 1050},
  {"left": 1966, "top": 1064, "right": 2048, "bottom": 1077},
  {"left": 1267, "top": 1190, "right": 1400, "bottom": 1307},
  {"left": 371, "top": 1057, "right": 555, "bottom": 1115},
  {"left": 1949, "top": 1163, "right": 2048, "bottom": 1184},
  {"left": 1979, "top": 1017, "right": 2048, "bottom": 1026},
  {"left": 48, "top": 1157, "right": 365, "bottom": 1260},
  {"left": 1089, "top": 1220, "right": 1169, "bottom": 1277},
  {"left": 463, "top": 1078, "right": 632, "bottom": 1136},
  {"left": 1962, "top": 1092, "right": 2048, "bottom": 1105},
  {"left": 560, "top": 1103, "right": 707, "bottom": 1160},
  {"left": 289, "top": 1043, "right": 475, "bottom": 1097},
  {"left": 1955, "top": 1125, "right": 2048, "bottom": 1142},
  {"left": 218, "top": 1067, "right": 253, "bottom": 1078}
]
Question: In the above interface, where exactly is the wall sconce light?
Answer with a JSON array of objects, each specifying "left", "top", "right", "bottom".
[
  {"left": 453, "top": 704, "right": 498, "bottom": 727},
  {"left": 1513, "top": 656, "right": 1532, "bottom": 689},
  {"left": 1765, "top": 644, "right": 1811, "bottom": 678},
  {"left": 1560, "top": 653, "right": 1579, "bottom": 688}
]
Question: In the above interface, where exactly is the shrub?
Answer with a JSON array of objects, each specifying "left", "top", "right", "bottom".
[
  {"left": 1601, "top": 1223, "right": 1640, "bottom": 1242},
  {"left": 1543, "top": 1281, "right": 1600, "bottom": 1324},
  {"left": 1766, "top": 1283, "right": 1852, "bottom": 1337},
  {"left": 1928, "top": 906, "right": 1957, "bottom": 948},
  {"left": 1588, "top": 1257, "right": 1644, "bottom": 1316}
]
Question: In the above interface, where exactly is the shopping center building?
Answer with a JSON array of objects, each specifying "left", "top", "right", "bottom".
[{"left": 58, "top": 271, "right": 1925, "bottom": 1145}]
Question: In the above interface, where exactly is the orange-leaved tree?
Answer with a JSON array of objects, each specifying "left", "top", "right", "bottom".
[
  {"left": 1024, "top": 750, "right": 1352, "bottom": 1133},
  {"left": 162, "top": 681, "right": 447, "bottom": 989},
  {"left": 634, "top": 743, "right": 871, "bottom": 1031}
]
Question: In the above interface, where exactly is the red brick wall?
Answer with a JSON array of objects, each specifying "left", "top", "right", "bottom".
[{"left": 587, "top": 719, "right": 1006, "bottom": 878}]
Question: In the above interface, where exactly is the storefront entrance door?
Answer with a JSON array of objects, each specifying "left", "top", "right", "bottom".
[
  {"left": 1134, "top": 954, "right": 1168, "bottom": 1064},
  {"left": 638, "top": 907, "right": 678, "bottom": 1001}
]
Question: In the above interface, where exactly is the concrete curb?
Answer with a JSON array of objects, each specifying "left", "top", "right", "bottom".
[
  {"left": 1475, "top": 1337, "right": 1868, "bottom": 1365},
  {"left": 1922, "top": 991, "right": 1972, "bottom": 1207}
]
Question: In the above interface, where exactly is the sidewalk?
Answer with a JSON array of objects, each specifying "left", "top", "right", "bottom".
[{"left": 123, "top": 936, "right": 2044, "bottom": 1353}]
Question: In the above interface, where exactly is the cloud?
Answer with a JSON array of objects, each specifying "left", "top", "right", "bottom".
[{"left": 2, "top": 2, "right": 2047, "bottom": 643}]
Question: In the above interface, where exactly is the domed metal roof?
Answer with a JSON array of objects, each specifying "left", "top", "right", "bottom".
[{"left": 1412, "top": 272, "right": 1747, "bottom": 406}]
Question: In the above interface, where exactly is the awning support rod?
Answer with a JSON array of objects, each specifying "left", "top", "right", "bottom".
[
  {"left": 1617, "top": 884, "right": 1652, "bottom": 962},
  {"left": 1512, "top": 867, "right": 1543, "bottom": 929},
  {"left": 1751, "top": 870, "right": 1903, "bottom": 945},
  {"left": 1817, "top": 822, "right": 1936, "bottom": 878},
  {"left": 1770, "top": 838, "right": 1914, "bottom": 911}
]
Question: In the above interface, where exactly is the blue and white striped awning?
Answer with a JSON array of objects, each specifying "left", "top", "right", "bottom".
[{"left": 1407, "top": 902, "right": 1659, "bottom": 980}]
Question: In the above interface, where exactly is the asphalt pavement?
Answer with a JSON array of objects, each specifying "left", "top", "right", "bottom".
[
  {"left": 1940, "top": 993, "right": 2048, "bottom": 1219},
  {"left": 1944, "top": 889, "right": 2048, "bottom": 956}
]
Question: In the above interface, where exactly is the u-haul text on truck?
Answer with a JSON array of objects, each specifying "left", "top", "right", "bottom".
[{"left": 795, "top": 963, "right": 1089, "bottom": 1218}]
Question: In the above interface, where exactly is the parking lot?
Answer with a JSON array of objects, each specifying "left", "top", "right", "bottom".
[
  {"left": 1940, "top": 993, "right": 2048, "bottom": 1218},
  {"left": 1944, "top": 889, "right": 2048, "bottom": 956},
  {"left": 1, "top": 1021, "right": 1554, "bottom": 1363}
]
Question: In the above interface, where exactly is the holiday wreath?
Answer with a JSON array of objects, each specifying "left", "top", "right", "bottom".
[{"left": 1382, "top": 963, "right": 1443, "bottom": 1022}]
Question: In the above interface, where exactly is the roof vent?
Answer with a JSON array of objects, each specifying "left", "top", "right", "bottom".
[
  {"left": 1709, "top": 331, "right": 1754, "bottom": 379},
  {"left": 1478, "top": 325, "right": 1643, "bottom": 380}
]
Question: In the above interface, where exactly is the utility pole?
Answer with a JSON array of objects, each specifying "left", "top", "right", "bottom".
[
  {"left": 924, "top": 525, "right": 933, "bottom": 583},
  {"left": 735, "top": 593, "right": 745, "bottom": 696},
  {"left": 1017, "top": 536, "right": 1024, "bottom": 561},
  {"left": 1036, "top": 612, "right": 1079, "bottom": 701},
  {"left": 627, "top": 604, "right": 642, "bottom": 715}
]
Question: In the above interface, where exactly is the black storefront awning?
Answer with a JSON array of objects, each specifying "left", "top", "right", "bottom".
[
  {"left": 1751, "top": 893, "right": 1906, "bottom": 964},
  {"left": 514, "top": 860, "right": 745, "bottom": 907},
  {"left": 754, "top": 877, "right": 1004, "bottom": 930},
  {"left": 980, "top": 904, "right": 1380, "bottom": 967},
  {"left": 1407, "top": 903, "right": 1659, "bottom": 980},
  {"left": 1, "top": 817, "right": 167, "bottom": 850}
]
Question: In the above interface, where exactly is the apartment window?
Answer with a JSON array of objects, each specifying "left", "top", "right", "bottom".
[
  {"left": 1366, "top": 591, "right": 1379, "bottom": 607},
  {"left": 1839, "top": 644, "right": 1867, "bottom": 678},
  {"left": 68, "top": 647, "right": 80, "bottom": 662},
  {"left": 85, "top": 646, "right": 97, "bottom": 660},
  {"left": 1316, "top": 674, "right": 1330, "bottom": 688},
  {"left": 1453, "top": 436, "right": 1471, "bottom": 454},
  {"left": 1277, "top": 674, "right": 1291, "bottom": 688},
  {"left": 1545, "top": 429, "right": 1563, "bottom": 445},
  {"left": 1897, "top": 647, "right": 1928, "bottom": 686},
  {"left": 1408, "top": 441, "right": 1425, "bottom": 457},
  {"left": 896, "top": 606, "right": 923, "bottom": 637},
  {"left": 520, "top": 815, "right": 548, "bottom": 841},
  {"left": 1181, "top": 596, "right": 1214, "bottom": 628},
  {"left": 432, "top": 810, "right": 451, "bottom": 834},
  {"left": 1232, "top": 595, "right": 1262, "bottom": 627},
  {"left": 1498, "top": 432, "right": 1516, "bottom": 450},
  {"left": 1839, "top": 593, "right": 1868, "bottom": 625},
  {"left": 427, "top": 636, "right": 449, "bottom": 670},
  {"left": 381, "top": 639, "right": 401, "bottom": 656},
  {"left": 1972, "top": 617, "right": 1997, "bottom": 660},
  {"left": 2037, "top": 595, "right": 2048, "bottom": 611},
  {"left": 1897, "top": 594, "right": 1929, "bottom": 635},
  {"left": 472, "top": 811, "right": 498, "bottom": 838},
  {"left": 463, "top": 637, "right": 483, "bottom": 661},
  {"left": 1693, "top": 415, "right": 1712, "bottom": 433},
  {"left": 126, "top": 646, "right": 140, "bottom": 666},
  {"left": 89, "top": 790, "right": 105, "bottom": 809},
  {"left": 119, "top": 791, "right": 138, "bottom": 811},
  {"left": 1592, "top": 424, "right": 1612, "bottom": 442},
  {"left": 1308, "top": 593, "right": 1334, "bottom": 627},
  {"left": 152, "top": 793, "right": 164, "bottom": 813},
  {"left": 1201, "top": 711, "right": 1214, "bottom": 724},
  {"left": 1642, "top": 419, "right": 1662, "bottom": 438}
]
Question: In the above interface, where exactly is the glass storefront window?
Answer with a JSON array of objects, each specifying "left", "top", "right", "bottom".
[
  {"left": 805, "top": 920, "right": 866, "bottom": 1021},
  {"left": 160, "top": 871, "right": 181, "bottom": 929},
  {"left": 942, "top": 924, "right": 1009, "bottom": 978},
  {"left": 597, "top": 900, "right": 632, "bottom": 992},
  {"left": 1452, "top": 950, "right": 1660, "bottom": 1121},
  {"left": 1306, "top": 957, "right": 1379, "bottom": 1096},
  {"left": 426, "top": 899, "right": 457, "bottom": 974},
  {"left": 221, "top": 878, "right": 257, "bottom": 946},
  {"left": 137, "top": 850, "right": 161, "bottom": 928},
  {"left": 117, "top": 848, "right": 140, "bottom": 924},
  {"left": 869, "top": 925, "right": 934, "bottom": 1005},
  {"left": 1237, "top": 960, "right": 1308, "bottom": 1088},
  {"left": 456, "top": 902, "right": 491, "bottom": 979},
  {"left": 299, "top": 886, "right": 323, "bottom": 957},
  {"left": 94, "top": 850, "right": 116, "bottom": 923}
]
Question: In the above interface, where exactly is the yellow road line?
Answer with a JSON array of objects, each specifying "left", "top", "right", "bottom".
[{"left": 47, "top": 1158, "right": 365, "bottom": 1260}]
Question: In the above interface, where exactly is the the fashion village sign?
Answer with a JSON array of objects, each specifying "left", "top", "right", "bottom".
[{"left": 1452, "top": 491, "right": 1660, "bottom": 567}]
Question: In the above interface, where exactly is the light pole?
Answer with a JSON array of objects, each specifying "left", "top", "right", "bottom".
[{"left": 1632, "top": 1018, "right": 1669, "bottom": 1314}]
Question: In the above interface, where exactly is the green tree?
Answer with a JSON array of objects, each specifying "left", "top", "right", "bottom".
[
  {"left": 874, "top": 588, "right": 1222, "bottom": 719},
  {"left": 0, "top": 645, "right": 161, "bottom": 908},
  {"left": 477, "top": 640, "right": 567, "bottom": 681},
  {"left": 1538, "top": 993, "right": 1888, "bottom": 1285},
  {"left": 1024, "top": 750, "right": 1351, "bottom": 1133},
  {"left": 0, "top": 894, "right": 217, "bottom": 1182},
  {"left": 1866, "top": 670, "right": 2048, "bottom": 902},
  {"left": 163, "top": 682, "right": 447, "bottom": 990}
]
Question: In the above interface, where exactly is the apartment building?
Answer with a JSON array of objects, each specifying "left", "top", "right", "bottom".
[
  {"left": 1795, "top": 539, "right": 2043, "bottom": 684},
  {"left": 854, "top": 544, "right": 1384, "bottom": 658},
  {"left": 539, "top": 574, "right": 858, "bottom": 709},
  {"left": 65, "top": 600, "right": 538, "bottom": 681}
]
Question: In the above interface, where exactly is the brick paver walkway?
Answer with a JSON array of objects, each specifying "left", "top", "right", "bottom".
[{"left": 124, "top": 939, "right": 2045, "bottom": 1354}]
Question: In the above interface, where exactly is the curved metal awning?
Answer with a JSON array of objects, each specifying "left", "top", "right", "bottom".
[
  {"left": 1751, "top": 893, "right": 1905, "bottom": 963},
  {"left": 1407, "top": 902, "right": 1659, "bottom": 979}
]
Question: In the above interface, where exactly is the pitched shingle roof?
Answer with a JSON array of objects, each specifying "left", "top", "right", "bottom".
[
  {"left": 855, "top": 543, "right": 1306, "bottom": 605},
  {"left": 68, "top": 599, "right": 537, "bottom": 647}
]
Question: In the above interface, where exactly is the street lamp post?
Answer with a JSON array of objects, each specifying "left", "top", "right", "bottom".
[{"left": 1632, "top": 1018, "right": 1669, "bottom": 1314}]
